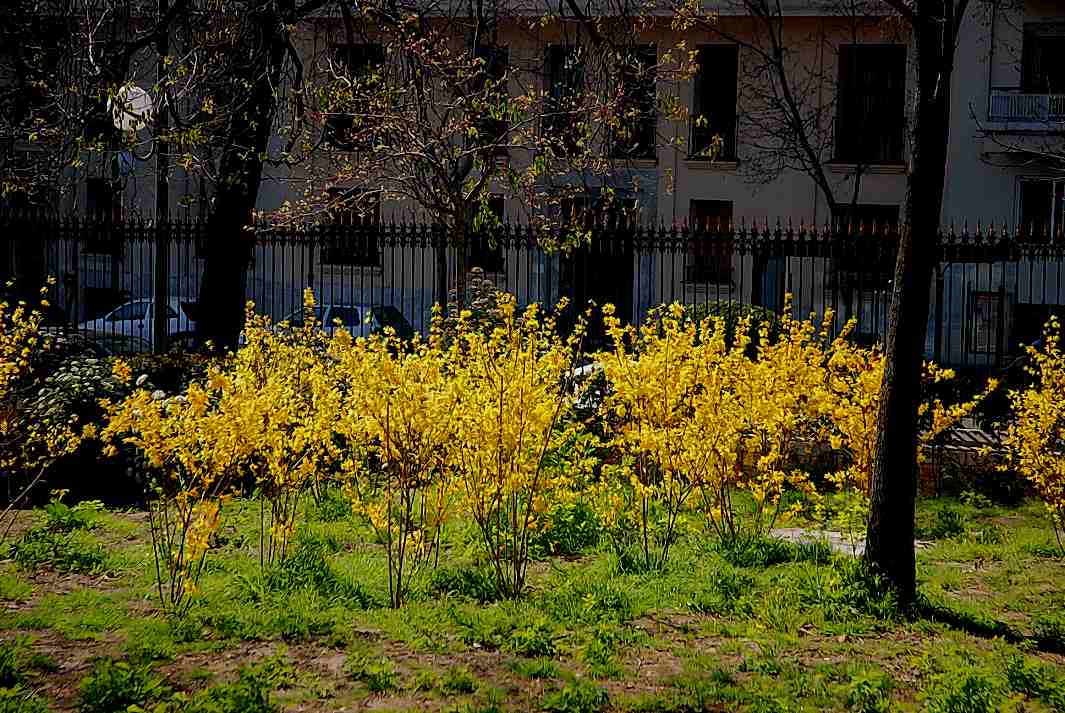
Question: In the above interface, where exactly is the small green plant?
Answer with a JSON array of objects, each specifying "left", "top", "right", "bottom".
[
  {"left": 0, "top": 640, "right": 22, "bottom": 687},
  {"left": 507, "top": 618, "right": 558, "bottom": 658},
  {"left": 686, "top": 566, "right": 753, "bottom": 616},
  {"left": 1033, "top": 612, "right": 1065, "bottom": 654},
  {"left": 0, "top": 686, "right": 50, "bottom": 713},
  {"left": 76, "top": 659, "right": 168, "bottom": 713},
  {"left": 40, "top": 495, "right": 102, "bottom": 533},
  {"left": 530, "top": 502, "right": 603, "bottom": 558},
  {"left": 427, "top": 564, "right": 500, "bottom": 604},
  {"left": 918, "top": 508, "right": 967, "bottom": 540},
  {"left": 440, "top": 666, "right": 480, "bottom": 695},
  {"left": 541, "top": 680, "right": 608, "bottom": 713},
  {"left": 923, "top": 668, "right": 1002, "bottom": 713},
  {"left": 11, "top": 528, "right": 106, "bottom": 574},
  {"left": 959, "top": 490, "right": 993, "bottom": 509},
  {"left": 847, "top": 671, "right": 893, "bottom": 713},
  {"left": 311, "top": 488, "right": 352, "bottom": 522},
  {"left": 343, "top": 653, "right": 399, "bottom": 692},
  {"left": 410, "top": 669, "right": 438, "bottom": 692},
  {"left": 1004, "top": 654, "right": 1065, "bottom": 708},
  {"left": 509, "top": 658, "right": 561, "bottom": 680},
  {"left": 149, "top": 655, "right": 291, "bottom": 713}
]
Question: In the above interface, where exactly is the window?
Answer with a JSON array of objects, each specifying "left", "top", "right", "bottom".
[
  {"left": 558, "top": 194, "right": 637, "bottom": 228},
  {"left": 322, "top": 190, "right": 381, "bottom": 267},
  {"left": 835, "top": 44, "right": 906, "bottom": 164},
  {"left": 108, "top": 302, "right": 147, "bottom": 321},
  {"left": 324, "top": 43, "right": 384, "bottom": 150},
  {"left": 1022, "top": 24, "right": 1065, "bottom": 93},
  {"left": 84, "top": 177, "right": 123, "bottom": 255},
  {"left": 544, "top": 44, "right": 585, "bottom": 155},
  {"left": 470, "top": 194, "right": 505, "bottom": 273},
  {"left": 828, "top": 204, "right": 898, "bottom": 290},
  {"left": 968, "top": 290, "right": 1009, "bottom": 355},
  {"left": 686, "top": 200, "right": 733, "bottom": 284},
  {"left": 691, "top": 45, "right": 738, "bottom": 160},
  {"left": 473, "top": 45, "right": 509, "bottom": 154},
  {"left": 1019, "top": 179, "right": 1065, "bottom": 240},
  {"left": 611, "top": 45, "right": 657, "bottom": 160}
]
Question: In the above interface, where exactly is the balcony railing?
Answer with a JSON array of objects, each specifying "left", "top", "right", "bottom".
[{"left": 989, "top": 89, "right": 1065, "bottom": 123}]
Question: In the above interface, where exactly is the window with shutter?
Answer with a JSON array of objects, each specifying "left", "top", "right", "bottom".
[{"left": 835, "top": 45, "right": 906, "bottom": 164}]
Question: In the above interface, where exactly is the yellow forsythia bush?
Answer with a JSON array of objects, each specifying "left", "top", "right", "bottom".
[
  {"left": 599, "top": 303, "right": 827, "bottom": 566},
  {"left": 0, "top": 280, "right": 85, "bottom": 535},
  {"left": 105, "top": 291, "right": 338, "bottom": 612},
  {"left": 329, "top": 324, "right": 457, "bottom": 608},
  {"left": 447, "top": 297, "right": 583, "bottom": 597},
  {"left": 1003, "top": 317, "right": 1065, "bottom": 553}
]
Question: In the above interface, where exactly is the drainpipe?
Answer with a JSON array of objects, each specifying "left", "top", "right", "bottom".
[{"left": 986, "top": 0, "right": 999, "bottom": 121}]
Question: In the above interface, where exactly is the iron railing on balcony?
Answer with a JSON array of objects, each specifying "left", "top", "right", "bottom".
[{"left": 989, "top": 88, "right": 1065, "bottom": 122}]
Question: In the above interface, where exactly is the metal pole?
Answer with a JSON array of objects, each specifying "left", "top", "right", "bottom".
[{"left": 153, "top": 0, "right": 170, "bottom": 354}]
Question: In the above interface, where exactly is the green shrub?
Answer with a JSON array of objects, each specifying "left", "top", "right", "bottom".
[
  {"left": 11, "top": 528, "right": 106, "bottom": 574},
  {"left": 39, "top": 498, "right": 101, "bottom": 533},
  {"left": 256, "top": 533, "right": 373, "bottom": 606},
  {"left": 917, "top": 508, "right": 967, "bottom": 541},
  {"left": 923, "top": 669, "right": 1002, "bottom": 713},
  {"left": 343, "top": 653, "right": 398, "bottom": 692},
  {"left": 1004, "top": 654, "right": 1065, "bottom": 709},
  {"left": 310, "top": 488, "right": 351, "bottom": 523},
  {"left": 686, "top": 566, "right": 754, "bottom": 616},
  {"left": 0, "top": 686, "right": 50, "bottom": 713},
  {"left": 76, "top": 659, "right": 168, "bottom": 713},
  {"left": 1034, "top": 613, "right": 1065, "bottom": 654},
  {"left": 847, "top": 671, "right": 893, "bottom": 713},
  {"left": 508, "top": 658, "right": 560, "bottom": 680},
  {"left": 410, "top": 670, "right": 438, "bottom": 692},
  {"left": 440, "top": 666, "right": 479, "bottom": 695},
  {"left": 530, "top": 502, "right": 603, "bottom": 558},
  {"left": 0, "top": 642, "right": 21, "bottom": 688},
  {"left": 541, "top": 680, "right": 608, "bottom": 713},
  {"left": 427, "top": 564, "right": 500, "bottom": 604},
  {"left": 506, "top": 618, "right": 558, "bottom": 658}
]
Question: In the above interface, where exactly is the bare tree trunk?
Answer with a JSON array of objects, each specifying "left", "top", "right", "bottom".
[
  {"left": 195, "top": 6, "right": 287, "bottom": 351},
  {"left": 865, "top": 0, "right": 957, "bottom": 608}
]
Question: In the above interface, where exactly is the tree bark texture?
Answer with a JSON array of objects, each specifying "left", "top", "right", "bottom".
[
  {"left": 865, "top": 0, "right": 957, "bottom": 607},
  {"left": 195, "top": 5, "right": 287, "bottom": 351}
]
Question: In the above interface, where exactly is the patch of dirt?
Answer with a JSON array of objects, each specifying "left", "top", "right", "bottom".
[{"left": 17, "top": 629, "right": 124, "bottom": 712}]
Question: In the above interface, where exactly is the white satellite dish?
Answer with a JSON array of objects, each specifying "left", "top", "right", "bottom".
[{"left": 108, "top": 86, "right": 154, "bottom": 132}]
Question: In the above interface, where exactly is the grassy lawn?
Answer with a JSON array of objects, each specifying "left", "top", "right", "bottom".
[{"left": 0, "top": 495, "right": 1062, "bottom": 713}]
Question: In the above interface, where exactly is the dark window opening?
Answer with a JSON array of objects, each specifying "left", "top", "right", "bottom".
[
  {"left": 611, "top": 44, "right": 657, "bottom": 160},
  {"left": 470, "top": 194, "right": 505, "bottom": 273},
  {"left": 473, "top": 45, "right": 509, "bottom": 155},
  {"left": 544, "top": 44, "right": 586, "bottom": 156},
  {"left": 828, "top": 204, "right": 898, "bottom": 290},
  {"left": 1019, "top": 179, "right": 1064, "bottom": 240},
  {"left": 322, "top": 189, "right": 382, "bottom": 267},
  {"left": 1022, "top": 25, "right": 1065, "bottom": 93},
  {"left": 691, "top": 45, "right": 738, "bottom": 161},
  {"left": 84, "top": 177, "right": 123, "bottom": 256},
  {"left": 686, "top": 200, "right": 733, "bottom": 284},
  {"left": 324, "top": 43, "right": 385, "bottom": 150},
  {"left": 835, "top": 44, "right": 906, "bottom": 164}
]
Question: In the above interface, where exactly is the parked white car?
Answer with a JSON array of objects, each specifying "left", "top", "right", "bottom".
[{"left": 78, "top": 298, "right": 197, "bottom": 345}]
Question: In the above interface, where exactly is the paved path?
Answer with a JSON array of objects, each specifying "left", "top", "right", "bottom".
[{"left": 770, "top": 527, "right": 933, "bottom": 557}]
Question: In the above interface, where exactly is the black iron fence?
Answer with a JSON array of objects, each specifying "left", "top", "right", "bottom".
[{"left": 2, "top": 212, "right": 1064, "bottom": 367}]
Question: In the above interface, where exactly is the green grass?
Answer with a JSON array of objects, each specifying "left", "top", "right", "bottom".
[{"left": 0, "top": 495, "right": 1060, "bottom": 712}]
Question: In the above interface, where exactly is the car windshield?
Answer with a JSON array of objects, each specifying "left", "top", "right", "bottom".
[
  {"left": 284, "top": 306, "right": 325, "bottom": 326},
  {"left": 107, "top": 302, "right": 147, "bottom": 321},
  {"left": 372, "top": 306, "right": 413, "bottom": 332},
  {"left": 329, "top": 306, "right": 360, "bottom": 326}
]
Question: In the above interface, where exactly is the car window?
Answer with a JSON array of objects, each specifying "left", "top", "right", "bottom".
[
  {"left": 329, "top": 306, "right": 360, "bottom": 326},
  {"left": 151, "top": 304, "right": 179, "bottom": 319},
  {"left": 285, "top": 306, "right": 325, "bottom": 326},
  {"left": 107, "top": 302, "right": 147, "bottom": 321},
  {"left": 372, "top": 306, "right": 412, "bottom": 331}
]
